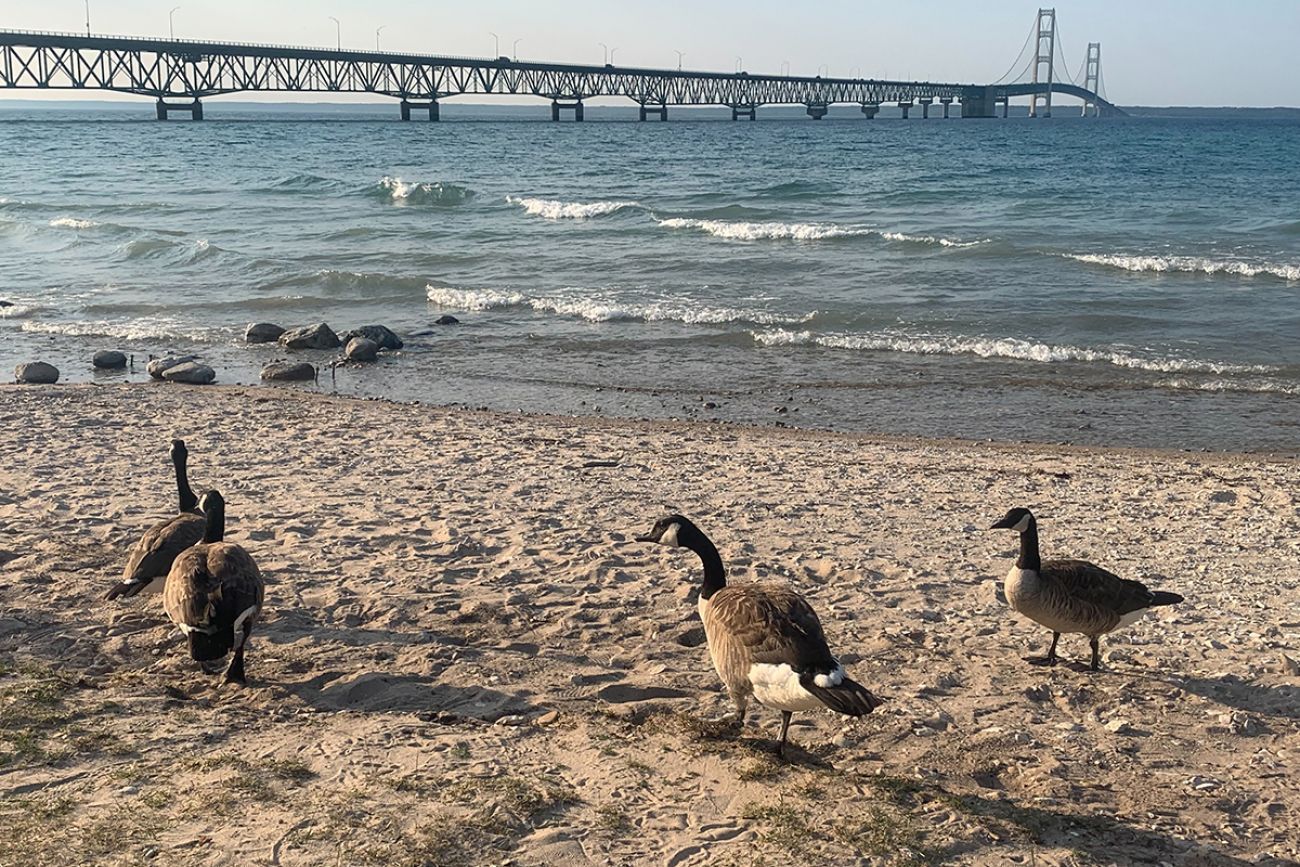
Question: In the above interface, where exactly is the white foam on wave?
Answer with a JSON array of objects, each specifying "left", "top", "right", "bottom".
[
  {"left": 658, "top": 217, "right": 982, "bottom": 246},
  {"left": 752, "top": 328, "right": 1274, "bottom": 375},
  {"left": 19, "top": 318, "right": 226, "bottom": 342},
  {"left": 506, "top": 196, "right": 642, "bottom": 220},
  {"left": 1155, "top": 377, "right": 1300, "bottom": 396},
  {"left": 49, "top": 217, "right": 100, "bottom": 229},
  {"left": 378, "top": 177, "right": 473, "bottom": 205},
  {"left": 426, "top": 285, "right": 811, "bottom": 326},
  {"left": 0, "top": 303, "right": 35, "bottom": 319},
  {"left": 1066, "top": 253, "right": 1300, "bottom": 282}
]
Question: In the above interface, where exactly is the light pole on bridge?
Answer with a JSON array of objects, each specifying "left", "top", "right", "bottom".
[
  {"left": 674, "top": 50, "right": 685, "bottom": 70},
  {"left": 328, "top": 16, "right": 340, "bottom": 50},
  {"left": 84, "top": 0, "right": 90, "bottom": 36},
  {"left": 818, "top": 64, "right": 829, "bottom": 78},
  {"left": 734, "top": 56, "right": 742, "bottom": 73},
  {"left": 375, "top": 26, "right": 385, "bottom": 51},
  {"left": 169, "top": 6, "right": 180, "bottom": 40},
  {"left": 513, "top": 38, "right": 522, "bottom": 61},
  {"left": 489, "top": 32, "right": 499, "bottom": 57},
  {"left": 781, "top": 60, "right": 790, "bottom": 77}
]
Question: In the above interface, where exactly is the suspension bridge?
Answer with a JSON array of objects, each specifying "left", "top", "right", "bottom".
[{"left": 0, "top": 8, "right": 1121, "bottom": 121}]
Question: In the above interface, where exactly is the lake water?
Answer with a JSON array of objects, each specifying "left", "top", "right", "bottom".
[{"left": 2, "top": 105, "right": 1297, "bottom": 451}]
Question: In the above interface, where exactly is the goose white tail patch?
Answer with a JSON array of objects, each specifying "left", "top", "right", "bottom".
[
  {"left": 748, "top": 663, "right": 823, "bottom": 712},
  {"left": 813, "top": 665, "right": 845, "bottom": 688}
]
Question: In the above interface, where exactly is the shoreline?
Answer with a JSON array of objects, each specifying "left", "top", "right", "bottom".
[
  {"left": 1, "top": 382, "right": 1297, "bottom": 865},
  {"left": 6, "top": 381, "right": 1298, "bottom": 464}
]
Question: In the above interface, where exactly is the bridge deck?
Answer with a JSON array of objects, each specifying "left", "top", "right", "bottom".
[{"left": 0, "top": 30, "right": 1122, "bottom": 117}]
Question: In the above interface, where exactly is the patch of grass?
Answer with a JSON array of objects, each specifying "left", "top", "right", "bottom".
[
  {"left": 595, "top": 804, "right": 631, "bottom": 834},
  {"left": 737, "top": 756, "right": 785, "bottom": 783},
  {"left": 0, "top": 663, "right": 84, "bottom": 767},
  {"left": 741, "top": 799, "right": 808, "bottom": 854},
  {"left": 450, "top": 742, "right": 471, "bottom": 760},
  {"left": 835, "top": 805, "right": 931, "bottom": 866}
]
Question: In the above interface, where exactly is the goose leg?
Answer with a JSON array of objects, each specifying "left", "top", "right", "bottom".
[
  {"left": 223, "top": 622, "right": 252, "bottom": 685},
  {"left": 775, "top": 711, "right": 793, "bottom": 760},
  {"left": 1028, "top": 632, "right": 1061, "bottom": 666},
  {"left": 1089, "top": 637, "right": 1101, "bottom": 672}
]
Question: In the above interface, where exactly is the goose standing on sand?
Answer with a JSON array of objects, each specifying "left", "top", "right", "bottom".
[
  {"left": 163, "top": 491, "right": 264, "bottom": 685},
  {"left": 105, "top": 439, "right": 205, "bottom": 601},
  {"left": 990, "top": 507, "right": 1184, "bottom": 672},
  {"left": 638, "top": 515, "right": 881, "bottom": 758}
]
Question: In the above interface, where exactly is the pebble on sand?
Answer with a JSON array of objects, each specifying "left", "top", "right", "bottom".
[
  {"left": 147, "top": 355, "right": 196, "bottom": 380},
  {"left": 14, "top": 361, "right": 59, "bottom": 384},
  {"left": 92, "top": 350, "right": 128, "bottom": 370},
  {"left": 261, "top": 361, "right": 317, "bottom": 382},
  {"left": 161, "top": 362, "right": 216, "bottom": 385},
  {"left": 245, "top": 322, "right": 286, "bottom": 344},
  {"left": 279, "top": 322, "right": 341, "bottom": 350},
  {"left": 344, "top": 337, "right": 379, "bottom": 362}
]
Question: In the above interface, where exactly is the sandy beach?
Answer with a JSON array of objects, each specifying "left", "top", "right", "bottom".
[{"left": 1, "top": 383, "right": 1297, "bottom": 866}]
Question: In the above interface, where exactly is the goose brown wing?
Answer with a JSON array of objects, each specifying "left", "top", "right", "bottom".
[
  {"left": 707, "top": 584, "right": 838, "bottom": 672},
  {"left": 121, "top": 513, "right": 205, "bottom": 584},
  {"left": 163, "top": 543, "right": 263, "bottom": 630},
  {"left": 1042, "top": 559, "right": 1157, "bottom": 616}
]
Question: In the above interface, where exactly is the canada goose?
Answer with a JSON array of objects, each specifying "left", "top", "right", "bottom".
[
  {"left": 105, "top": 439, "right": 205, "bottom": 601},
  {"left": 163, "top": 490, "right": 264, "bottom": 685},
  {"left": 991, "top": 507, "right": 1184, "bottom": 672},
  {"left": 637, "top": 515, "right": 881, "bottom": 758}
]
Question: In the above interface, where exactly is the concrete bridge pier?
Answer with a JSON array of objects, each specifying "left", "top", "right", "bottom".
[
  {"left": 940, "top": 98, "right": 953, "bottom": 118},
  {"left": 730, "top": 103, "right": 756, "bottom": 121},
  {"left": 638, "top": 103, "right": 668, "bottom": 121},
  {"left": 552, "top": 99, "right": 584, "bottom": 121},
  {"left": 805, "top": 102, "right": 828, "bottom": 120},
  {"left": 156, "top": 98, "right": 203, "bottom": 120},
  {"left": 898, "top": 100, "right": 912, "bottom": 119},
  {"left": 919, "top": 98, "right": 933, "bottom": 119},
  {"left": 860, "top": 102, "right": 879, "bottom": 119},
  {"left": 959, "top": 88, "right": 998, "bottom": 118},
  {"left": 399, "top": 99, "right": 440, "bottom": 121}
]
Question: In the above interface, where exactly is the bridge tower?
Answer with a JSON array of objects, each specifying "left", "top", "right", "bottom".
[
  {"left": 1028, "top": 7, "right": 1056, "bottom": 118},
  {"left": 1082, "top": 42, "right": 1102, "bottom": 117}
]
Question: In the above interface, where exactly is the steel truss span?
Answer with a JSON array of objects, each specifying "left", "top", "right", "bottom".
[{"left": 0, "top": 30, "right": 1124, "bottom": 120}]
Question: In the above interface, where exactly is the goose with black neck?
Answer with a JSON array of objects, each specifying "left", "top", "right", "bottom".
[{"left": 637, "top": 514, "right": 882, "bottom": 758}]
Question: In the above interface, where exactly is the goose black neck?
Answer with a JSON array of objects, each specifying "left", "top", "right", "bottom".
[
  {"left": 174, "top": 453, "right": 197, "bottom": 513},
  {"left": 683, "top": 529, "right": 726, "bottom": 599},
  {"left": 1018, "top": 519, "right": 1042, "bottom": 572},
  {"left": 203, "top": 501, "right": 225, "bottom": 544}
]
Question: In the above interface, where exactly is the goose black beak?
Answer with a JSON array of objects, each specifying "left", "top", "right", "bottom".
[{"left": 634, "top": 533, "right": 657, "bottom": 543}]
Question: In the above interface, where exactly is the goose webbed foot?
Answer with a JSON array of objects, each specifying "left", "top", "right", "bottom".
[
  {"left": 223, "top": 647, "right": 247, "bottom": 685},
  {"left": 1026, "top": 631, "right": 1061, "bottom": 667}
]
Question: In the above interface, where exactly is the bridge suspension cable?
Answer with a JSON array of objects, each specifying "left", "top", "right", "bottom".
[{"left": 991, "top": 16, "right": 1039, "bottom": 86}]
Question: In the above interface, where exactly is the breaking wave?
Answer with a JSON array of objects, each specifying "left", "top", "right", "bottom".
[
  {"left": 506, "top": 196, "right": 642, "bottom": 220},
  {"left": 751, "top": 328, "right": 1274, "bottom": 375},
  {"left": 1066, "top": 253, "right": 1300, "bottom": 282},
  {"left": 19, "top": 318, "right": 228, "bottom": 343},
  {"left": 657, "top": 217, "right": 984, "bottom": 246},
  {"left": 49, "top": 217, "right": 100, "bottom": 230},
  {"left": 426, "top": 285, "right": 812, "bottom": 326},
  {"left": 375, "top": 177, "right": 475, "bottom": 206}
]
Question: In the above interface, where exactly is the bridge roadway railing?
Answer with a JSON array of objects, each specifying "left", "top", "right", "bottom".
[{"left": 0, "top": 30, "right": 1120, "bottom": 118}]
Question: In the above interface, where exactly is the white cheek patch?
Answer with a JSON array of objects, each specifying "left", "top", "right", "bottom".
[
  {"left": 1012, "top": 514, "right": 1032, "bottom": 533},
  {"left": 659, "top": 522, "right": 682, "bottom": 547}
]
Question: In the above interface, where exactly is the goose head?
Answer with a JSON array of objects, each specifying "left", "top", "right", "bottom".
[
  {"left": 199, "top": 489, "right": 224, "bottom": 516},
  {"left": 170, "top": 439, "right": 188, "bottom": 462},
  {"left": 991, "top": 507, "right": 1035, "bottom": 533},
  {"left": 636, "top": 514, "right": 700, "bottom": 548}
]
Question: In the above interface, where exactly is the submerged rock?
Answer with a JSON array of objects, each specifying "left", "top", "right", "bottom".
[
  {"left": 15, "top": 361, "right": 59, "bottom": 384},
  {"left": 434, "top": 315, "right": 459, "bottom": 326},
  {"left": 147, "top": 356, "right": 196, "bottom": 380},
  {"left": 245, "top": 322, "right": 286, "bottom": 344},
  {"left": 92, "top": 350, "right": 128, "bottom": 370},
  {"left": 279, "top": 322, "right": 341, "bottom": 350},
  {"left": 161, "top": 362, "right": 216, "bottom": 385},
  {"left": 339, "top": 324, "right": 403, "bottom": 350},
  {"left": 261, "top": 361, "right": 316, "bottom": 382},
  {"left": 344, "top": 337, "right": 379, "bottom": 362}
]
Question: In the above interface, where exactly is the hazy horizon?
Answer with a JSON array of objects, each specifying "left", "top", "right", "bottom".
[{"left": 3, "top": 1, "right": 1299, "bottom": 108}]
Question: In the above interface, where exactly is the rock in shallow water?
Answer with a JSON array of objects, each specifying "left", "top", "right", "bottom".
[
  {"left": 261, "top": 361, "right": 316, "bottom": 382},
  {"left": 161, "top": 362, "right": 216, "bottom": 385},
  {"left": 279, "top": 322, "right": 340, "bottom": 350},
  {"left": 245, "top": 322, "right": 286, "bottom": 344},
  {"left": 344, "top": 337, "right": 379, "bottom": 362},
  {"left": 434, "top": 314, "right": 459, "bottom": 326},
  {"left": 147, "top": 355, "right": 196, "bottom": 380},
  {"left": 338, "top": 324, "right": 403, "bottom": 350},
  {"left": 92, "top": 350, "right": 127, "bottom": 370},
  {"left": 15, "top": 361, "right": 59, "bottom": 384}
]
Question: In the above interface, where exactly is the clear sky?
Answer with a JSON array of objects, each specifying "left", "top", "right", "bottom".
[{"left": 5, "top": 0, "right": 1298, "bottom": 107}]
